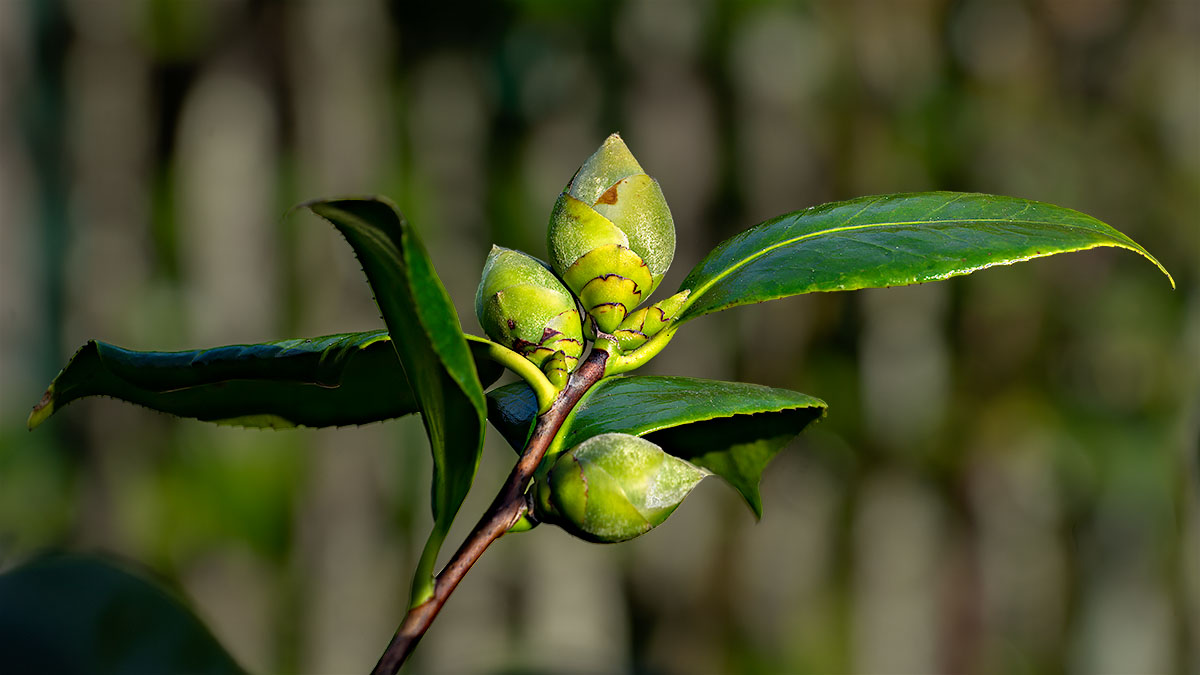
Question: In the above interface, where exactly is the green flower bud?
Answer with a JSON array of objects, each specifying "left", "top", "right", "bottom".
[
  {"left": 475, "top": 246, "right": 584, "bottom": 372},
  {"left": 536, "top": 432, "right": 707, "bottom": 543},
  {"left": 542, "top": 349, "right": 571, "bottom": 390},
  {"left": 547, "top": 134, "right": 676, "bottom": 334},
  {"left": 612, "top": 290, "right": 690, "bottom": 352}
]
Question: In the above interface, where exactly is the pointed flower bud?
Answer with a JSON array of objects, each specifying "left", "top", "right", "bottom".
[
  {"left": 535, "top": 432, "right": 707, "bottom": 543},
  {"left": 475, "top": 246, "right": 584, "bottom": 373},
  {"left": 547, "top": 134, "right": 676, "bottom": 334}
]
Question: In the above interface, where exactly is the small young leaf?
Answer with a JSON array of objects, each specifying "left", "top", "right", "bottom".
[
  {"left": 677, "top": 192, "right": 1174, "bottom": 322},
  {"left": 487, "top": 376, "right": 826, "bottom": 515},
  {"left": 27, "top": 331, "right": 502, "bottom": 430},
  {"left": 0, "top": 554, "right": 244, "bottom": 674},
  {"left": 306, "top": 197, "right": 490, "bottom": 606}
]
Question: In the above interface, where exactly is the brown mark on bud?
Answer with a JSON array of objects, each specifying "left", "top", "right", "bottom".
[{"left": 596, "top": 185, "right": 620, "bottom": 205}]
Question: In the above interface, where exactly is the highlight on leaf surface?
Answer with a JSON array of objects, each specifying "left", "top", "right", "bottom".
[{"left": 675, "top": 192, "right": 1174, "bottom": 323}]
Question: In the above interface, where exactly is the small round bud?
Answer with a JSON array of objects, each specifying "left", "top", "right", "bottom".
[
  {"left": 547, "top": 134, "right": 676, "bottom": 334},
  {"left": 542, "top": 349, "right": 571, "bottom": 390},
  {"left": 475, "top": 246, "right": 584, "bottom": 372},
  {"left": 612, "top": 290, "right": 690, "bottom": 353},
  {"left": 536, "top": 432, "right": 707, "bottom": 543}
]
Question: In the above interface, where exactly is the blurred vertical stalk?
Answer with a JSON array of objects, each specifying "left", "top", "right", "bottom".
[
  {"left": 24, "top": 0, "right": 72, "bottom": 449},
  {"left": 938, "top": 471, "right": 983, "bottom": 674},
  {"left": 23, "top": 0, "right": 97, "bottom": 574},
  {"left": 1173, "top": 291, "right": 1200, "bottom": 675}
]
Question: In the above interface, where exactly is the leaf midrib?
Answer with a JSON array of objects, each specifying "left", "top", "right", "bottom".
[
  {"left": 564, "top": 378, "right": 826, "bottom": 445},
  {"left": 571, "top": 399, "right": 825, "bottom": 444},
  {"left": 681, "top": 214, "right": 1168, "bottom": 314}
]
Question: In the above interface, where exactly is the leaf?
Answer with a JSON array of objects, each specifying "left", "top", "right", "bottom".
[
  {"left": 487, "top": 376, "right": 826, "bottom": 516},
  {"left": 27, "top": 331, "right": 503, "bottom": 430},
  {"left": 0, "top": 554, "right": 244, "bottom": 675},
  {"left": 644, "top": 413, "right": 814, "bottom": 519},
  {"left": 305, "top": 196, "right": 489, "bottom": 605},
  {"left": 677, "top": 192, "right": 1175, "bottom": 322},
  {"left": 484, "top": 381, "right": 540, "bottom": 451}
]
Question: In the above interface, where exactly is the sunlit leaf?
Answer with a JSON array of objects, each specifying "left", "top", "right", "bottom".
[{"left": 677, "top": 192, "right": 1174, "bottom": 322}]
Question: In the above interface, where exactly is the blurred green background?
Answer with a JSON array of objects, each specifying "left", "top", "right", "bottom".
[{"left": 2, "top": 0, "right": 1197, "bottom": 673}]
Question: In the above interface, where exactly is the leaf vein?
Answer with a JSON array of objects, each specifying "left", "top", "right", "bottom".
[{"left": 686, "top": 216, "right": 1127, "bottom": 305}]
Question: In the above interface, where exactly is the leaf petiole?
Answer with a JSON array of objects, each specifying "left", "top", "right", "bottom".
[{"left": 465, "top": 335, "right": 559, "bottom": 413}]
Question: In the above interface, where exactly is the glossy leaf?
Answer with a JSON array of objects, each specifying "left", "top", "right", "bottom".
[
  {"left": 484, "top": 379, "right": 540, "bottom": 450},
  {"left": 306, "top": 197, "right": 489, "bottom": 606},
  {"left": 27, "top": 331, "right": 502, "bottom": 430},
  {"left": 0, "top": 555, "right": 244, "bottom": 675},
  {"left": 487, "top": 376, "right": 826, "bottom": 515},
  {"left": 677, "top": 192, "right": 1174, "bottom": 322},
  {"left": 644, "top": 413, "right": 814, "bottom": 518}
]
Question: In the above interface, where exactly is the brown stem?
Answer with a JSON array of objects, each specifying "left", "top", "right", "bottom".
[{"left": 370, "top": 348, "right": 609, "bottom": 675}]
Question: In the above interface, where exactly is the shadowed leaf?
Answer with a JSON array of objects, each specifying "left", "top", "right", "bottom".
[
  {"left": 487, "top": 376, "right": 825, "bottom": 516},
  {"left": 0, "top": 555, "right": 244, "bottom": 675},
  {"left": 28, "top": 331, "right": 502, "bottom": 430}
]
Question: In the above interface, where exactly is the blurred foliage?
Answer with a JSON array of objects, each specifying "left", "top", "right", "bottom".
[
  {"left": 0, "top": 554, "right": 244, "bottom": 674},
  {"left": 1, "top": 0, "right": 1196, "bottom": 673}
]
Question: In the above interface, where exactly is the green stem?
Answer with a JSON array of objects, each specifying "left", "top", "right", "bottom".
[
  {"left": 408, "top": 527, "right": 446, "bottom": 607},
  {"left": 464, "top": 335, "right": 558, "bottom": 412}
]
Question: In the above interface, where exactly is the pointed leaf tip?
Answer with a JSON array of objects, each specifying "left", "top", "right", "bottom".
[
  {"left": 27, "top": 387, "right": 54, "bottom": 430},
  {"left": 23, "top": 330, "right": 504, "bottom": 431},
  {"left": 677, "top": 192, "right": 1176, "bottom": 322},
  {"left": 303, "top": 195, "right": 489, "bottom": 607}
]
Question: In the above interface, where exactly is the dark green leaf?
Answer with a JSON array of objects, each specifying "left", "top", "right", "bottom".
[
  {"left": 306, "top": 196, "right": 489, "bottom": 605},
  {"left": 677, "top": 192, "right": 1174, "bottom": 322},
  {"left": 27, "top": 331, "right": 501, "bottom": 430},
  {"left": 644, "top": 412, "right": 815, "bottom": 518},
  {"left": 485, "top": 381, "right": 539, "bottom": 451},
  {"left": 0, "top": 554, "right": 244, "bottom": 675},
  {"left": 487, "top": 376, "right": 826, "bottom": 516}
]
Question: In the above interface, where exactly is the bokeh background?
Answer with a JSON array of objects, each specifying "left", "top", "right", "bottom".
[{"left": 2, "top": 0, "right": 1197, "bottom": 673}]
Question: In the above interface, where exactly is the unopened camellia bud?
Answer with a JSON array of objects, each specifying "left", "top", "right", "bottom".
[
  {"left": 475, "top": 246, "right": 584, "bottom": 376},
  {"left": 612, "top": 290, "right": 690, "bottom": 352},
  {"left": 547, "top": 134, "right": 676, "bottom": 334},
  {"left": 542, "top": 349, "right": 571, "bottom": 390},
  {"left": 536, "top": 432, "right": 707, "bottom": 543}
]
